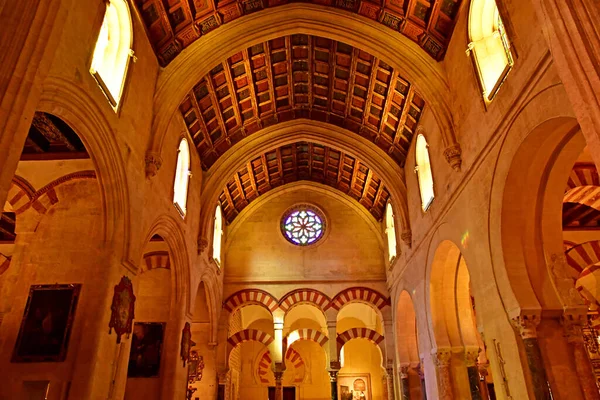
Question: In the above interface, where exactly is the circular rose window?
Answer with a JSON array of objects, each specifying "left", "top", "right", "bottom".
[{"left": 280, "top": 205, "right": 326, "bottom": 246}]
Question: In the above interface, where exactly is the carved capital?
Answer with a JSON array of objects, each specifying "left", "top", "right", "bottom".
[
  {"left": 329, "top": 361, "right": 341, "bottom": 370},
  {"left": 401, "top": 229, "right": 412, "bottom": 247},
  {"left": 145, "top": 153, "right": 163, "bottom": 178},
  {"left": 400, "top": 365, "right": 409, "bottom": 379},
  {"left": 198, "top": 237, "right": 208, "bottom": 254},
  {"left": 432, "top": 348, "right": 452, "bottom": 368},
  {"left": 464, "top": 347, "right": 481, "bottom": 367},
  {"left": 329, "top": 370, "right": 339, "bottom": 382},
  {"left": 274, "top": 371, "right": 284, "bottom": 382},
  {"left": 511, "top": 314, "right": 540, "bottom": 339},
  {"left": 562, "top": 312, "right": 586, "bottom": 343},
  {"left": 443, "top": 143, "right": 462, "bottom": 172}
]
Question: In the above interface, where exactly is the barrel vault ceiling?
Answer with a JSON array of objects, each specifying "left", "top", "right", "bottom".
[
  {"left": 179, "top": 34, "right": 426, "bottom": 171},
  {"left": 218, "top": 141, "right": 391, "bottom": 223},
  {"left": 134, "top": 0, "right": 463, "bottom": 66}
]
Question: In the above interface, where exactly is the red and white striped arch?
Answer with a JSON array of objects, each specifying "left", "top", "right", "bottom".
[
  {"left": 6, "top": 176, "right": 34, "bottom": 213},
  {"left": 566, "top": 163, "right": 599, "bottom": 191},
  {"left": 565, "top": 240, "right": 600, "bottom": 279},
  {"left": 327, "top": 287, "right": 390, "bottom": 311},
  {"left": 142, "top": 251, "right": 171, "bottom": 272},
  {"left": 257, "top": 348, "right": 305, "bottom": 384},
  {"left": 223, "top": 289, "right": 279, "bottom": 314},
  {"left": 278, "top": 288, "right": 330, "bottom": 312},
  {"left": 286, "top": 328, "right": 329, "bottom": 347},
  {"left": 336, "top": 327, "right": 384, "bottom": 356},
  {"left": 227, "top": 329, "right": 274, "bottom": 357}
]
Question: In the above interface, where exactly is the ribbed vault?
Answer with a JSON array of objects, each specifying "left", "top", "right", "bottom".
[
  {"left": 218, "top": 141, "right": 391, "bottom": 223},
  {"left": 135, "top": 0, "right": 463, "bottom": 65},
  {"left": 180, "top": 34, "right": 425, "bottom": 170}
]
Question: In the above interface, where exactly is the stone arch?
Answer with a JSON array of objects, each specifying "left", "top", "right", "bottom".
[
  {"left": 336, "top": 327, "right": 384, "bottom": 359},
  {"left": 278, "top": 288, "right": 331, "bottom": 314},
  {"left": 199, "top": 269, "right": 221, "bottom": 344},
  {"left": 396, "top": 290, "right": 420, "bottom": 367},
  {"left": 197, "top": 121, "right": 411, "bottom": 253},
  {"left": 286, "top": 328, "right": 329, "bottom": 348},
  {"left": 565, "top": 241, "right": 600, "bottom": 278},
  {"left": 222, "top": 289, "right": 279, "bottom": 315},
  {"left": 226, "top": 329, "right": 274, "bottom": 361},
  {"left": 256, "top": 348, "right": 305, "bottom": 384},
  {"left": 38, "top": 76, "right": 131, "bottom": 262},
  {"left": 329, "top": 287, "right": 390, "bottom": 312},
  {"left": 149, "top": 5, "right": 456, "bottom": 169},
  {"left": 6, "top": 176, "right": 34, "bottom": 212},
  {"left": 141, "top": 251, "right": 171, "bottom": 272}
]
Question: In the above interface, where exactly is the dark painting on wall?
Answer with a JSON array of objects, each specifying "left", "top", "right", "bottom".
[
  {"left": 127, "top": 322, "right": 165, "bottom": 377},
  {"left": 12, "top": 284, "right": 81, "bottom": 362}
]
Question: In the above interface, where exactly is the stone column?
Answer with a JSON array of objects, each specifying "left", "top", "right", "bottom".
[
  {"left": 530, "top": 0, "right": 600, "bottom": 171},
  {"left": 329, "top": 368, "right": 339, "bottom": 400},
  {"left": 417, "top": 360, "right": 427, "bottom": 400},
  {"left": 385, "top": 367, "right": 396, "bottom": 400},
  {"left": 477, "top": 363, "right": 490, "bottom": 400},
  {"left": 432, "top": 349, "right": 453, "bottom": 400},
  {"left": 512, "top": 315, "right": 551, "bottom": 400},
  {"left": 465, "top": 348, "right": 482, "bottom": 400},
  {"left": 274, "top": 369, "right": 284, "bottom": 400},
  {"left": 400, "top": 365, "right": 410, "bottom": 400},
  {"left": 563, "top": 314, "right": 600, "bottom": 400}
]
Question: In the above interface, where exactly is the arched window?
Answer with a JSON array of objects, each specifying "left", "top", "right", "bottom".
[
  {"left": 173, "top": 139, "right": 191, "bottom": 216},
  {"left": 90, "top": 0, "right": 133, "bottom": 109},
  {"left": 415, "top": 134, "right": 434, "bottom": 211},
  {"left": 385, "top": 203, "right": 397, "bottom": 261},
  {"left": 212, "top": 205, "right": 223, "bottom": 266},
  {"left": 468, "top": 0, "right": 514, "bottom": 102}
]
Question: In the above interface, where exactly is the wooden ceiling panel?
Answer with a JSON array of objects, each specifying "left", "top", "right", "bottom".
[
  {"left": 180, "top": 34, "right": 425, "bottom": 170},
  {"left": 134, "top": 0, "right": 463, "bottom": 66},
  {"left": 218, "top": 141, "right": 391, "bottom": 223}
]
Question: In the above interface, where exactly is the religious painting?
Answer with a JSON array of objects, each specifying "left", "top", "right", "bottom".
[
  {"left": 127, "top": 322, "right": 165, "bottom": 377},
  {"left": 12, "top": 284, "right": 81, "bottom": 362},
  {"left": 188, "top": 351, "right": 204, "bottom": 383},
  {"left": 338, "top": 374, "right": 371, "bottom": 400},
  {"left": 108, "top": 276, "right": 136, "bottom": 344}
]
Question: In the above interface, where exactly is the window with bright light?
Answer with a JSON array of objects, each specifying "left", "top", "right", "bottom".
[
  {"left": 90, "top": 0, "right": 133, "bottom": 110},
  {"left": 281, "top": 205, "right": 325, "bottom": 246},
  {"left": 415, "top": 134, "right": 434, "bottom": 211},
  {"left": 173, "top": 139, "right": 191, "bottom": 216},
  {"left": 468, "top": 0, "right": 514, "bottom": 102},
  {"left": 212, "top": 205, "right": 223, "bottom": 266},
  {"left": 385, "top": 203, "right": 397, "bottom": 261}
]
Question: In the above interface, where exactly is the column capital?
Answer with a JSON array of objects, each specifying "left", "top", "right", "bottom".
[
  {"left": 432, "top": 348, "right": 452, "bottom": 367},
  {"left": 464, "top": 347, "right": 481, "bottom": 367},
  {"left": 400, "top": 365, "right": 409, "bottom": 379},
  {"left": 444, "top": 143, "right": 462, "bottom": 172},
  {"left": 145, "top": 152, "right": 163, "bottom": 178},
  {"left": 511, "top": 313, "right": 541, "bottom": 339},
  {"left": 562, "top": 312, "right": 587, "bottom": 343},
  {"left": 328, "top": 370, "right": 339, "bottom": 382}
]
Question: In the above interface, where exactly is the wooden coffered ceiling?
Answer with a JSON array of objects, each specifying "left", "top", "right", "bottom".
[
  {"left": 20, "top": 112, "right": 89, "bottom": 160},
  {"left": 218, "top": 141, "right": 391, "bottom": 224},
  {"left": 134, "top": 0, "right": 463, "bottom": 66},
  {"left": 180, "top": 34, "right": 425, "bottom": 170}
]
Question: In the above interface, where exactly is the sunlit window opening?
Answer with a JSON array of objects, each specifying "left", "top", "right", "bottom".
[
  {"left": 385, "top": 203, "right": 397, "bottom": 261},
  {"left": 468, "top": 0, "right": 514, "bottom": 102},
  {"left": 212, "top": 205, "right": 223, "bottom": 266},
  {"left": 280, "top": 205, "right": 325, "bottom": 246},
  {"left": 90, "top": 0, "right": 133, "bottom": 109},
  {"left": 415, "top": 134, "right": 434, "bottom": 211},
  {"left": 173, "top": 139, "right": 191, "bottom": 216}
]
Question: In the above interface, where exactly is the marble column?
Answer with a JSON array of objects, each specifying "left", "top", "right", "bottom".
[
  {"left": 329, "top": 369, "right": 339, "bottom": 400},
  {"left": 400, "top": 365, "right": 410, "bottom": 400},
  {"left": 477, "top": 363, "right": 490, "bottom": 400},
  {"left": 274, "top": 370, "right": 284, "bottom": 400},
  {"left": 512, "top": 315, "right": 551, "bottom": 400},
  {"left": 432, "top": 349, "right": 453, "bottom": 400},
  {"left": 385, "top": 367, "right": 396, "bottom": 400},
  {"left": 465, "top": 348, "right": 483, "bottom": 400},
  {"left": 417, "top": 361, "right": 427, "bottom": 400},
  {"left": 563, "top": 314, "right": 600, "bottom": 400}
]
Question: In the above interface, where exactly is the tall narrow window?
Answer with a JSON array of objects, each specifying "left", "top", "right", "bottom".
[
  {"left": 213, "top": 205, "right": 223, "bottom": 266},
  {"left": 90, "top": 0, "right": 133, "bottom": 109},
  {"left": 468, "top": 0, "right": 514, "bottom": 102},
  {"left": 173, "top": 139, "right": 191, "bottom": 216},
  {"left": 385, "top": 203, "right": 397, "bottom": 261},
  {"left": 415, "top": 134, "right": 434, "bottom": 211}
]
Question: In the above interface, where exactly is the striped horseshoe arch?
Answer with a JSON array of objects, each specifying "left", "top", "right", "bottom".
[
  {"left": 286, "top": 328, "right": 329, "bottom": 347},
  {"left": 142, "top": 251, "right": 171, "bottom": 272},
  {"left": 227, "top": 329, "right": 274, "bottom": 354},
  {"left": 336, "top": 328, "right": 384, "bottom": 356},
  {"left": 328, "top": 287, "right": 390, "bottom": 311},
  {"left": 565, "top": 240, "right": 600, "bottom": 279},
  {"left": 278, "top": 288, "right": 330, "bottom": 312},
  {"left": 257, "top": 348, "right": 305, "bottom": 384},
  {"left": 223, "top": 289, "right": 279, "bottom": 314}
]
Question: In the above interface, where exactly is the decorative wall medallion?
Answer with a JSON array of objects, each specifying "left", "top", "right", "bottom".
[{"left": 108, "top": 276, "right": 136, "bottom": 344}]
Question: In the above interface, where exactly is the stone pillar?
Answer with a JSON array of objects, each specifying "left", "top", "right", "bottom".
[
  {"left": 563, "top": 314, "right": 600, "bottom": 400},
  {"left": 432, "top": 349, "right": 453, "bottom": 400},
  {"left": 512, "top": 315, "right": 551, "bottom": 400},
  {"left": 477, "top": 363, "right": 490, "bottom": 400},
  {"left": 530, "top": 0, "right": 600, "bottom": 172},
  {"left": 274, "top": 369, "right": 284, "bottom": 400},
  {"left": 400, "top": 365, "right": 410, "bottom": 400},
  {"left": 417, "top": 360, "right": 427, "bottom": 400},
  {"left": 465, "top": 348, "right": 482, "bottom": 400},
  {"left": 385, "top": 367, "right": 396, "bottom": 400},
  {"left": 329, "top": 369, "right": 339, "bottom": 400}
]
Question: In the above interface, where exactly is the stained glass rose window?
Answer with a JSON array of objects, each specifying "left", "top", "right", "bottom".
[{"left": 281, "top": 205, "right": 326, "bottom": 246}]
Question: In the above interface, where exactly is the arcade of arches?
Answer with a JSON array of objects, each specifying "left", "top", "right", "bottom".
[{"left": 3, "top": 0, "right": 600, "bottom": 399}]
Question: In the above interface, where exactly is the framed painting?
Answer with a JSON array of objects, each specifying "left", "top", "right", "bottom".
[
  {"left": 127, "top": 322, "right": 165, "bottom": 377},
  {"left": 338, "top": 374, "right": 372, "bottom": 400},
  {"left": 12, "top": 283, "right": 81, "bottom": 362}
]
